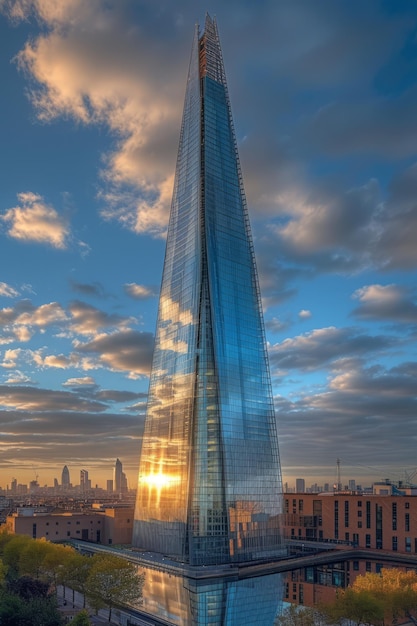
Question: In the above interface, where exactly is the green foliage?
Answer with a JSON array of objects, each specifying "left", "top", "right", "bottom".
[
  {"left": 0, "top": 532, "right": 144, "bottom": 622},
  {"left": 322, "top": 568, "right": 417, "bottom": 626},
  {"left": 86, "top": 553, "right": 144, "bottom": 621},
  {"left": 0, "top": 587, "right": 63, "bottom": 626},
  {"left": 71, "top": 609, "right": 91, "bottom": 625},
  {"left": 275, "top": 603, "right": 326, "bottom": 626},
  {"left": 62, "top": 552, "right": 93, "bottom": 607},
  {"left": 2, "top": 535, "right": 32, "bottom": 579},
  {"left": 0, "top": 558, "right": 7, "bottom": 586},
  {"left": 9, "top": 575, "right": 50, "bottom": 599},
  {"left": 19, "top": 538, "right": 53, "bottom": 579},
  {"left": 322, "top": 588, "right": 384, "bottom": 626}
]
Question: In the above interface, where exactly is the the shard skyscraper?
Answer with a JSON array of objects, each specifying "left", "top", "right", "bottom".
[{"left": 133, "top": 15, "right": 283, "bottom": 567}]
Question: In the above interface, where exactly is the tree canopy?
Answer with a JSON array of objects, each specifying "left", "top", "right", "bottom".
[{"left": 322, "top": 568, "right": 417, "bottom": 626}]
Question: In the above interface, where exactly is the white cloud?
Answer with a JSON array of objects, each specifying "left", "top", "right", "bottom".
[
  {"left": 12, "top": 4, "right": 182, "bottom": 236},
  {"left": 1, "top": 349, "right": 22, "bottom": 369},
  {"left": 352, "top": 284, "right": 417, "bottom": 322},
  {"left": 62, "top": 376, "right": 96, "bottom": 386},
  {"left": 298, "top": 309, "right": 312, "bottom": 319},
  {"left": 124, "top": 283, "right": 155, "bottom": 299},
  {"left": 0, "top": 282, "right": 19, "bottom": 298},
  {"left": 2, "top": 192, "right": 70, "bottom": 248}
]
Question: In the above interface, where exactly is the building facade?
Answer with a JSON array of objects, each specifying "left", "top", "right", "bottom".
[
  {"left": 6, "top": 506, "right": 135, "bottom": 546},
  {"left": 133, "top": 15, "right": 283, "bottom": 566},
  {"left": 283, "top": 492, "right": 417, "bottom": 554}
]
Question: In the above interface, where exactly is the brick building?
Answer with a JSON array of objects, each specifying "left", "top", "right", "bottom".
[
  {"left": 283, "top": 492, "right": 417, "bottom": 554},
  {"left": 5, "top": 505, "right": 135, "bottom": 546},
  {"left": 282, "top": 491, "right": 417, "bottom": 608}
]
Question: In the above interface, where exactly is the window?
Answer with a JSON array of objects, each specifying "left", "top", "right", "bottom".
[
  {"left": 358, "top": 521, "right": 362, "bottom": 528},
  {"left": 366, "top": 562, "right": 371, "bottom": 572},
  {"left": 46, "top": 522, "right": 49, "bottom": 526},
  {"left": 405, "top": 513, "right": 410, "bottom": 532},
  {"left": 406, "top": 537, "right": 411, "bottom": 553},
  {"left": 76, "top": 530, "right": 80, "bottom": 534},
  {"left": 405, "top": 502, "right": 410, "bottom": 509},
  {"left": 334, "top": 500, "right": 339, "bottom": 539},
  {"left": 392, "top": 503, "right": 397, "bottom": 531},
  {"left": 353, "top": 561, "right": 359, "bottom": 571},
  {"left": 299, "top": 500, "right": 304, "bottom": 513},
  {"left": 366, "top": 534, "right": 371, "bottom": 548},
  {"left": 357, "top": 500, "right": 362, "bottom": 507},
  {"left": 67, "top": 531, "right": 70, "bottom": 537},
  {"left": 76, "top": 521, "right": 80, "bottom": 525},
  {"left": 366, "top": 501, "right": 371, "bottom": 528},
  {"left": 392, "top": 536, "right": 398, "bottom": 551},
  {"left": 344, "top": 501, "right": 349, "bottom": 528},
  {"left": 299, "top": 584, "right": 304, "bottom": 605},
  {"left": 357, "top": 510, "right": 362, "bottom": 517}
]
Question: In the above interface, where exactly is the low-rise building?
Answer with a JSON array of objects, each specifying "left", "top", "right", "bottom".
[{"left": 5, "top": 505, "right": 135, "bottom": 545}]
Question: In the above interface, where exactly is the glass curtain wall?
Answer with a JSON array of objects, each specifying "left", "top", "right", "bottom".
[{"left": 133, "top": 15, "right": 283, "bottom": 565}]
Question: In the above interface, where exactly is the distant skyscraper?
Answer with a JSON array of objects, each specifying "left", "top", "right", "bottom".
[
  {"left": 62, "top": 465, "right": 70, "bottom": 488},
  {"left": 296, "top": 478, "right": 305, "bottom": 493},
  {"left": 133, "top": 15, "right": 283, "bottom": 566},
  {"left": 114, "top": 458, "right": 123, "bottom": 493},
  {"left": 80, "top": 469, "right": 90, "bottom": 492}
]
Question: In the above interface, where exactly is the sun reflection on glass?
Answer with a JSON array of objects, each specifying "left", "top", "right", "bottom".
[{"left": 140, "top": 473, "right": 181, "bottom": 489}]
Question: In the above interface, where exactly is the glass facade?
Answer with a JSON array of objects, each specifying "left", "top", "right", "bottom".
[
  {"left": 140, "top": 564, "right": 282, "bottom": 625},
  {"left": 133, "top": 15, "right": 283, "bottom": 565}
]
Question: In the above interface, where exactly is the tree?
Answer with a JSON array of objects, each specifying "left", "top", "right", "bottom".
[
  {"left": 19, "top": 538, "right": 53, "bottom": 579},
  {"left": 2, "top": 534, "right": 32, "bottom": 579},
  {"left": 86, "top": 553, "right": 144, "bottom": 622},
  {"left": 42, "top": 542, "right": 75, "bottom": 591},
  {"left": 352, "top": 568, "right": 417, "bottom": 625},
  {"left": 62, "top": 552, "right": 92, "bottom": 608},
  {"left": 0, "top": 558, "right": 7, "bottom": 586},
  {"left": 71, "top": 609, "right": 91, "bottom": 625},
  {"left": 275, "top": 603, "right": 326, "bottom": 626},
  {"left": 322, "top": 588, "right": 384, "bottom": 626},
  {"left": 0, "top": 576, "right": 62, "bottom": 626},
  {"left": 9, "top": 575, "right": 50, "bottom": 600},
  {"left": 322, "top": 568, "right": 417, "bottom": 626}
]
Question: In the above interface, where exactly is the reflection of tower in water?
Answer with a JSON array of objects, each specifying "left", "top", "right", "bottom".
[{"left": 133, "top": 14, "right": 283, "bottom": 567}]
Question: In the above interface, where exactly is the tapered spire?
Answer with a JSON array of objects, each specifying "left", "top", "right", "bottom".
[{"left": 133, "top": 16, "right": 283, "bottom": 566}]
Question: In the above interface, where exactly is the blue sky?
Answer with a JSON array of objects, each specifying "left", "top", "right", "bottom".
[{"left": 1, "top": 0, "right": 417, "bottom": 490}]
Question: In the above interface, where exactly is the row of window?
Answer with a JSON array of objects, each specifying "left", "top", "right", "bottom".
[{"left": 44, "top": 520, "right": 101, "bottom": 526}]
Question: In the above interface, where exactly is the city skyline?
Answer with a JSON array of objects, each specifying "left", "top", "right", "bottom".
[{"left": 1, "top": 1, "right": 417, "bottom": 488}]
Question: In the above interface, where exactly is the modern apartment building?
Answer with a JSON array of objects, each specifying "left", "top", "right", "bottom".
[{"left": 283, "top": 491, "right": 417, "bottom": 554}]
